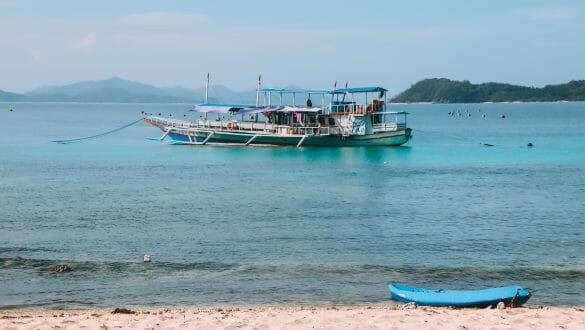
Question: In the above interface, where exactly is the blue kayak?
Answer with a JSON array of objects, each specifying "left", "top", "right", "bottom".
[{"left": 388, "top": 284, "right": 531, "bottom": 307}]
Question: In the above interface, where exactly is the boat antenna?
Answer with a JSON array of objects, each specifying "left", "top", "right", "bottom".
[
  {"left": 256, "top": 74, "right": 261, "bottom": 107},
  {"left": 205, "top": 72, "right": 210, "bottom": 103}
]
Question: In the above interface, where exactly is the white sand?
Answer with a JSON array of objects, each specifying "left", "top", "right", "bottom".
[{"left": 1, "top": 305, "right": 583, "bottom": 329}]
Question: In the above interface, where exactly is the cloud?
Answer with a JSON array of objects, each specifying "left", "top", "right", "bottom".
[
  {"left": 121, "top": 12, "right": 205, "bottom": 27},
  {"left": 72, "top": 32, "right": 97, "bottom": 53},
  {"left": 519, "top": 4, "right": 585, "bottom": 21}
]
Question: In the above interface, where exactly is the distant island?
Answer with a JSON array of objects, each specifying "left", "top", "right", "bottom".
[
  {"left": 0, "top": 77, "right": 256, "bottom": 104},
  {"left": 1, "top": 77, "right": 585, "bottom": 104},
  {"left": 391, "top": 78, "right": 585, "bottom": 103}
]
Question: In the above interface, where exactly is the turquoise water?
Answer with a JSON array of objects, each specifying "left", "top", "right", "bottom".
[{"left": 0, "top": 102, "right": 584, "bottom": 309}]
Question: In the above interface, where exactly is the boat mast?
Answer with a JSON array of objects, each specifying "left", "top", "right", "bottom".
[
  {"left": 256, "top": 74, "right": 261, "bottom": 107},
  {"left": 204, "top": 72, "right": 209, "bottom": 120},
  {"left": 255, "top": 74, "right": 261, "bottom": 122},
  {"left": 205, "top": 72, "right": 209, "bottom": 103}
]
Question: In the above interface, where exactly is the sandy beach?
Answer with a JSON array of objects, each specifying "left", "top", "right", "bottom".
[{"left": 1, "top": 305, "right": 583, "bottom": 330}]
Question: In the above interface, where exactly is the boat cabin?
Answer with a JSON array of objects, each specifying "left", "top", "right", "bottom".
[{"left": 186, "top": 85, "right": 407, "bottom": 137}]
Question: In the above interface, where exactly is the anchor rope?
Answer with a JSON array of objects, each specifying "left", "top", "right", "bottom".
[{"left": 52, "top": 118, "right": 143, "bottom": 144}]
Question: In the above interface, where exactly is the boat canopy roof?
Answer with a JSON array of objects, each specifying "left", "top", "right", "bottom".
[
  {"left": 239, "top": 106, "right": 322, "bottom": 114},
  {"left": 260, "top": 88, "right": 330, "bottom": 94},
  {"left": 192, "top": 103, "right": 252, "bottom": 113},
  {"left": 332, "top": 86, "right": 387, "bottom": 94},
  {"left": 193, "top": 103, "right": 322, "bottom": 114},
  {"left": 262, "top": 87, "right": 388, "bottom": 95}
]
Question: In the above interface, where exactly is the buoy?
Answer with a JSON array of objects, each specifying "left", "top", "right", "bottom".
[
  {"left": 500, "top": 114, "right": 506, "bottom": 119},
  {"left": 143, "top": 255, "right": 151, "bottom": 263}
]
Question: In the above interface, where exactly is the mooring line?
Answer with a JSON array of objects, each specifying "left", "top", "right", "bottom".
[{"left": 52, "top": 118, "right": 143, "bottom": 144}]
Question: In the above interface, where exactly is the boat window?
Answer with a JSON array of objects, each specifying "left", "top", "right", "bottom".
[
  {"left": 328, "top": 118, "right": 336, "bottom": 125},
  {"left": 318, "top": 116, "right": 326, "bottom": 125}
]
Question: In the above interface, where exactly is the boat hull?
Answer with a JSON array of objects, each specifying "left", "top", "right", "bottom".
[
  {"left": 178, "top": 130, "right": 410, "bottom": 146},
  {"left": 388, "top": 284, "right": 531, "bottom": 307},
  {"left": 144, "top": 118, "right": 411, "bottom": 147}
]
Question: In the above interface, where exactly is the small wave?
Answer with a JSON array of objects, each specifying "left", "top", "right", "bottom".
[
  {"left": 1, "top": 257, "right": 583, "bottom": 281},
  {"left": 0, "top": 300, "right": 96, "bottom": 310},
  {"left": 0, "top": 257, "right": 237, "bottom": 274},
  {"left": 0, "top": 247, "right": 59, "bottom": 253}
]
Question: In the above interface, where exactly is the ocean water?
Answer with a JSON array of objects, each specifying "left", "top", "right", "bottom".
[{"left": 0, "top": 101, "right": 584, "bottom": 309}]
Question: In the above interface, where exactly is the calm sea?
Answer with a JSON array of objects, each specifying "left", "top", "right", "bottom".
[{"left": 0, "top": 101, "right": 584, "bottom": 309}]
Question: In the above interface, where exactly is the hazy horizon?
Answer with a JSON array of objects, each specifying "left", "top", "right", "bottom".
[{"left": 1, "top": 0, "right": 584, "bottom": 94}]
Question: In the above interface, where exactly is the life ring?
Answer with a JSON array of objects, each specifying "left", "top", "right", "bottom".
[{"left": 226, "top": 121, "right": 236, "bottom": 131}]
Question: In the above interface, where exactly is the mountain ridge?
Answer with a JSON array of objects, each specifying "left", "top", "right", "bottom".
[
  {"left": 391, "top": 78, "right": 585, "bottom": 103},
  {"left": 2, "top": 77, "right": 258, "bottom": 103},
  {"left": 2, "top": 77, "right": 585, "bottom": 103}
]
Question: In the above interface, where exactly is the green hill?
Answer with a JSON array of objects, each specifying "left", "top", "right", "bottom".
[{"left": 391, "top": 78, "right": 585, "bottom": 103}]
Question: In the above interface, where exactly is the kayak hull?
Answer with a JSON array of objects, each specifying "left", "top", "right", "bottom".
[{"left": 388, "top": 284, "right": 531, "bottom": 307}]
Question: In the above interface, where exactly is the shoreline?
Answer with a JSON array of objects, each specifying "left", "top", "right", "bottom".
[{"left": 2, "top": 305, "right": 584, "bottom": 329}]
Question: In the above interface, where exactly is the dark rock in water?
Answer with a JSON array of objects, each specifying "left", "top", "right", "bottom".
[
  {"left": 528, "top": 143, "right": 534, "bottom": 147},
  {"left": 112, "top": 308, "right": 135, "bottom": 314},
  {"left": 53, "top": 264, "right": 72, "bottom": 273}
]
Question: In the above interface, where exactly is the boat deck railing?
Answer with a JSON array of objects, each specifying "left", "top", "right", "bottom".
[
  {"left": 148, "top": 116, "right": 197, "bottom": 128},
  {"left": 372, "top": 123, "right": 407, "bottom": 131},
  {"left": 148, "top": 115, "right": 403, "bottom": 136},
  {"left": 327, "top": 102, "right": 388, "bottom": 115},
  {"left": 149, "top": 116, "right": 328, "bottom": 136}
]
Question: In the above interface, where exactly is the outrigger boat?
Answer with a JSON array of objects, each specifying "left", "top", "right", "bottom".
[{"left": 144, "top": 75, "right": 411, "bottom": 147}]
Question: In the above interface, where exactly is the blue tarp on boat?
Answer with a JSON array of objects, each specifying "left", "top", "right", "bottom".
[{"left": 388, "top": 284, "right": 531, "bottom": 307}]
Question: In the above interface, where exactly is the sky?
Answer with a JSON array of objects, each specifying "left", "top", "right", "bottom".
[{"left": 0, "top": 0, "right": 584, "bottom": 95}]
